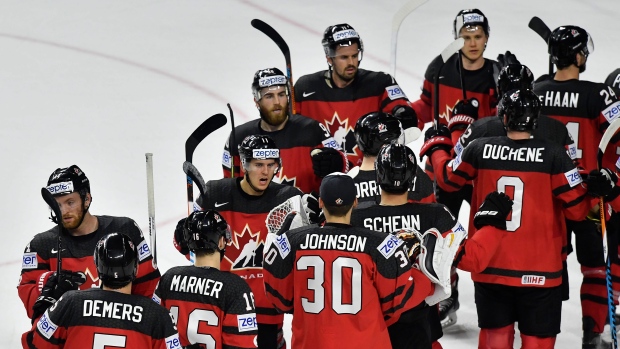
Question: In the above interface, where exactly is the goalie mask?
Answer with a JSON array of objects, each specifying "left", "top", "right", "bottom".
[{"left": 375, "top": 143, "right": 417, "bottom": 194}]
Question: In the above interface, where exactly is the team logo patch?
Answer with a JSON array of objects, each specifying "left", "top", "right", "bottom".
[
  {"left": 226, "top": 225, "right": 264, "bottom": 270},
  {"left": 275, "top": 233, "right": 291, "bottom": 259},
  {"left": 137, "top": 240, "right": 151, "bottom": 261},
  {"left": 165, "top": 333, "right": 182, "bottom": 349},
  {"left": 22, "top": 252, "right": 38, "bottom": 269},
  {"left": 564, "top": 168, "right": 582, "bottom": 187},
  {"left": 37, "top": 312, "right": 58, "bottom": 339},
  {"left": 237, "top": 313, "right": 258, "bottom": 332},
  {"left": 222, "top": 149, "right": 232, "bottom": 168},
  {"left": 46, "top": 181, "right": 74, "bottom": 195},
  {"left": 521, "top": 275, "right": 545, "bottom": 285},
  {"left": 602, "top": 101, "right": 620, "bottom": 123},
  {"left": 386, "top": 85, "right": 406, "bottom": 100},
  {"left": 377, "top": 234, "right": 404, "bottom": 259}
]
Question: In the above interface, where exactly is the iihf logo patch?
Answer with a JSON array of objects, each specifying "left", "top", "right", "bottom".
[
  {"left": 570, "top": 29, "right": 580, "bottom": 37},
  {"left": 335, "top": 198, "right": 343, "bottom": 205},
  {"left": 378, "top": 123, "right": 387, "bottom": 133}
]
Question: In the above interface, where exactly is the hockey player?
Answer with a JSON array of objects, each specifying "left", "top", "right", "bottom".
[
  {"left": 533, "top": 25, "right": 620, "bottom": 348},
  {"left": 156, "top": 210, "right": 257, "bottom": 349},
  {"left": 294, "top": 23, "right": 418, "bottom": 166},
  {"left": 262, "top": 172, "right": 433, "bottom": 349},
  {"left": 19, "top": 165, "right": 160, "bottom": 320},
  {"left": 352, "top": 111, "right": 434, "bottom": 205},
  {"left": 174, "top": 135, "right": 302, "bottom": 349},
  {"left": 223, "top": 67, "right": 345, "bottom": 193},
  {"left": 22, "top": 232, "right": 179, "bottom": 348},
  {"left": 423, "top": 88, "right": 605, "bottom": 348}
]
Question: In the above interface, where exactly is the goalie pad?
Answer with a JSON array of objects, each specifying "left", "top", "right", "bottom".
[
  {"left": 264, "top": 196, "right": 311, "bottom": 252},
  {"left": 418, "top": 227, "right": 466, "bottom": 305}
]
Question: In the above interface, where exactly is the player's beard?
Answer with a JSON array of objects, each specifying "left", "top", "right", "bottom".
[
  {"left": 334, "top": 64, "right": 358, "bottom": 83},
  {"left": 260, "top": 103, "right": 288, "bottom": 126},
  {"left": 61, "top": 206, "right": 86, "bottom": 230}
]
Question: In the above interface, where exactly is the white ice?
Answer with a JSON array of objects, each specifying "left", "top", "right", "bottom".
[{"left": 3, "top": 0, "right": 618, "bottom": 347}]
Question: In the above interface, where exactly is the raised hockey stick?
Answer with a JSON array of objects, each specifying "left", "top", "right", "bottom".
[
  {"left": 390, "top": 0, "right": 428, "bottom": 77},
  {"left": 434, "top": 38, "right": 465, "bottom": 128},
  {"left": 528, "top": 16, "right": 553, "bottom": 76},
  {"left": 597, "top": 117, "right": 620, "bottom": 349},
  {"left": 183, "top": 161, "right": 207, "bottom": 198},
  {"left": 251, "top": 19, "right": 296, "bottom": 115},
  {"left": 185, "top": 113, "right": 227, "bottom": 214},
  {"left": 145, "top": 153, "right": 157, "bottom": 269},
  {"left": 227, "top": 103, "right": 237, "bottom": 178},
  {"left": 41, "top": 187, "right": 63, "bottom": 272}
]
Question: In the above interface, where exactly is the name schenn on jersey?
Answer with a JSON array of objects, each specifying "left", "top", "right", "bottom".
[
  {"left": 363, "top": 215, "right": 421, "bottom": 233},
  {"left": 169, "top": 275, "right": 223, "bottom": 298}
]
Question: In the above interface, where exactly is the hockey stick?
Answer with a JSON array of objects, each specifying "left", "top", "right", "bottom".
[
  {"left": 185, "top": 114, "right": 227, "bottom": 214},
  {"left": 528, "top": 16, "right": 553, "bottom": 76},
  {"left": 390, "top": 0, "right": 428, "bottom": 77},
  {"left": 41, "top": 187, "right": 63, "bottom": 272},
  {"left": 597, "top": 117, "right": 620, "bottom": 349},
  {"left": 183, "top": 161, "right": 207, "bottom": 198},
  {"left": 433, "top": 38, "right": 465, "bottom": 128},
  {"left": 251, "top": 19, "right": 296, "bottom": 115},
  {"left": 145, "top": 153, "right": 157, "bottom": 269},
  {"left": 227, "top": 103, "right": 237, "bottom": 178},
  {"left": 457, "top": 52, "right": 467, "bottom": 100}
]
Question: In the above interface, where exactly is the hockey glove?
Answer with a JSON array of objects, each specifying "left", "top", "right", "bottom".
[
  {"left": 302, "top": 192, "right": 324, "bottom": 224},
  {"left": 311, "top": 147, "right": 348, "bottom": 178},
  {"left": 173, "top": 217, "right": 189, "bottom": 256},
  {"left": 419, "top": 124, "right": 452, "bottom": 159},
  {"left": 473, "top": 191, "right": 514, "bottom": 230},
  {"left": 586, "top": 168, "right": 619, "bottom": 198},
  {"left": 448, "top": 98, "right": 479, "bottom": 132},
  {"left": 392, "top": 104, "right": 418, "bottom": 130},
  {"left": 32, "top": 271, "right": 86, "bottom": 321},
  {"left": 497, "top": 51, "right": 521, "bottom": 68}
]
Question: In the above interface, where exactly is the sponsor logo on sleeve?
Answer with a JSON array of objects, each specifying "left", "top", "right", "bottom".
[
  {"left": 165, "top": 333, "right": 182, "bottom": 349},
  {"left": 137, "top": 240, "right": 152, "bottom": 261},
  {"left": 521, "top": 275, "right": 545, "bottom": 285},
  {"left": 603, "top": 101, "right": 620, "bottom": 123},
  {"left": 322, "top": 137, "right": 340, "bottom": 149},
  {"left": 237, "top": 313, "right": 258, "bottom": 332},
  {"left": 45, "top": 181, "right": 74, "bottom": 195},
  {"left": 450, "top": 153, "right": 463, "bottom": 171},
  {"left": 567, "top": 143, "right": 578, "bottom": 160},
  {"left": 37, "top": 312, "right": 58, "bottom": 339},
  {"left": 386, "top": 85, "right": 407, "bottom": 100},
  {"left": 22, "top": 252, "right": 38, "bottom": 269},
  {"left": 564, "top": 168, "right": 582, "bottom": 187},
  {"left": 222, "top": 150, "right": 232, "bottom": 168},
  {"left": 152, "top": 293, "right": 161, "bottom": 305},
  {"left": 616, "top": 157, "right": 620, "bottom": 172},
  {"left": 274, "top": 233, "right": 291, "bottom": 259},
  {"left": 454, "top": 141, "right": 464, "bottom": 157},
  {"left": 377, "top": 234, "right": 404, "bottom": 259}
]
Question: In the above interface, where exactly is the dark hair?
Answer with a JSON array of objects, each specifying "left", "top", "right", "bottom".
[{"left": 323, "top": 203, "right": 354, "bottom": 217}]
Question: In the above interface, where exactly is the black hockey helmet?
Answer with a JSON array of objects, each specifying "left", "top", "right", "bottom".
[
  {"left": 375, "top": 143, "right": 417, "bottom": 194},
  {"left": 322, "top": 23, "right": 364, "bottom": 60},
  {"left": 354, "top": 112, "right": 404, "bottom": 156},
  {"left": 497, "top": 64, "right": 535, "bottom": 98},
  {"left": 46, "top": 165, "right": 90, "bottom": 197},
  {"left": 94, "top": 233, "right": 138, "bottom": 289},
  {"left": 184, "top": 210, "right": 231, "bottom": 254},
  {"left": 499, "top": 89, "right": 540, "bottom": 131},
  {"left": 605, "top": 68, "right": 620, "bottom": 96},
  {"left": 548, "top": 25, "right": 593, "bottom": 70},
  {"left": 238, "top": 134, "right": 281, "bottom": 173},
  {"left": 453, "top": 9, "right": 490, "bottom": 39},
  {"left": 252, "top": 67, "right": 289, "bottom": 101}
]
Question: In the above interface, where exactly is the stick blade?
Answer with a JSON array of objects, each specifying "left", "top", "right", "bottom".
[
  {"left": 390, "top": 0, "right": 429, "bottom": 76},
  {"left": 528, "top": 16, "right": 551, "bottom": 42},
  {"left": 185, "top": 113, "right": 227, "bottom": 163},
  {"left": 441, "top": 38, "right": 464, "bottom": 63},
  {"left": 251, "top": 19, "right": 290, "bottom": 58},
  {"left": 183, "top": 161, "right": 207, "bottom": 198}
]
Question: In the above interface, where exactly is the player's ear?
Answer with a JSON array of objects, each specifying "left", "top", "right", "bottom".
[
  {"left": 254, "top": 98, "right": 260, "bottom": 110},
  {"left": 318, "top": 197, "right": 325, "bottom": 209},
  {"left": 326, "top": 56, "right": 333, "bottom": 67},
  {"left": 352, "top": 198, "right": 358, "bottom": 209},
  {"left": 218, "top": 236, "right": 226, "bottom": 250}
]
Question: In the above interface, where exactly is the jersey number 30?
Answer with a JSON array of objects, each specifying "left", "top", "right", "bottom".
[{"left": 297, "top": 256, "right": 362, "bottom": 314}]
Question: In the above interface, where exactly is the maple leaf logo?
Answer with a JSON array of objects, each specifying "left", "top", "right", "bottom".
[
  {"left": 325, "top": 112, "right": 358, "bottom": 157},
  {"left": 273, "top": 165, "right": 297, "bottom": 187},
  {"left": 439, "top": 102, "right": 456, "bottom": 122},
  {"left": 225, "top": 224, "right": 264, "bottom": 270}
]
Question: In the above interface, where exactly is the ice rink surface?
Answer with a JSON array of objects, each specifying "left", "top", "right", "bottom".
[{"left": 2, "top": 1, "right": 618, "bottom": 347}]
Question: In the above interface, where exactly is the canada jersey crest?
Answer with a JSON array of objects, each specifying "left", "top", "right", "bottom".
[{"left": 224, "top": 224, "right": 264, "bottom": 270}]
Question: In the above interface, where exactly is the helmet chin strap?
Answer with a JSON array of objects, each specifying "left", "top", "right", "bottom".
[{"left": 245, "top": 172, "right": 266, "bottom": 194}]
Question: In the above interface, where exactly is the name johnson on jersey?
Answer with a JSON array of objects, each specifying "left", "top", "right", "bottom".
[{"left": 299, "top": 234, "right": 367, "bottom": 252}]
